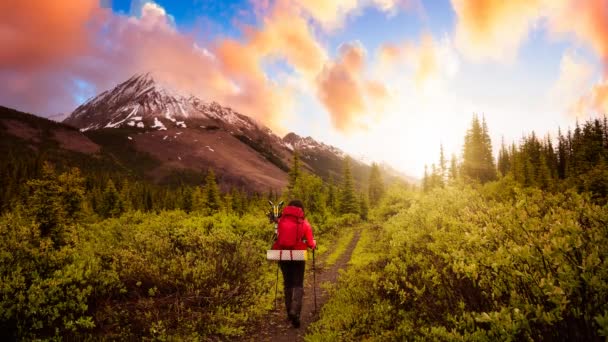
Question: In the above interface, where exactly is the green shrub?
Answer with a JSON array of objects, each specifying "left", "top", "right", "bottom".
[
  {"left": 0, "top": 210, "right": 277, "bottom": 340},
  {"left": 309, "top": 186, "right": 608, "bottom": 341}
]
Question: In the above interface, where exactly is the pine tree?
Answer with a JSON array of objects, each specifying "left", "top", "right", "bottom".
[
  {"left": 26, "top": 162, "right": 65, "bottom": 240},
  {"left": 100, "top": 179, "right": 124, "bottom": 218},
  {"left": 119, "top": 179, "right": 133, "bottom": 212},
  {"left": 462, "top": 114, "right": 496, "bottom": 183},
  {"left": 359, "top": 192, "right": 369, "bottom": 220},
  {"left": 339, "top": 157, "right": 358, "bottom": 215},
  {"left": 368, "top": 163, "right": 385, "bottom": 206},
  {"left": 144, "top": 187, "right": 153, "bottom": 211},
  {"left": 449, "top": 154, "right": 458, "bottom": 182},
  {"left": 191, "top": 187, "right": 205, "bottom": 212},
  {"left": 557, "top": 128, "right": 568, "bottom": 179},
  {"left": 497, "top": 137, "right": 510, "bottom": 177},
  {"left": 57, "top": 167, "right": 85, "bottom": 220},
  {"left": 222, "top": 191, "right": 233, "bottom": 214},
  {"left": 204, "top": 169, "right": 221, "bottom": 214},
  {"left": 288, "top": 152, "right": 301, "bottom": 194},
  {"left": 291, "top": 173, "right": 325, "bottom": 216},
  {"left": 439, "top": 144, "right": 447, "bottom": 183},
  {"left": 327, "top": 175, "right": 338, "bottom": 212},
  {"left": 481, "top": 116, "right": 497, "bottom": 181},
  {"left": 181, "top": 186, "right": 193, "bottom": 212}
]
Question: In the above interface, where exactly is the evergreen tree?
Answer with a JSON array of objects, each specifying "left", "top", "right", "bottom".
[
  {"left": 291, "top": 173, "right": 326, "bottom": 216},
  {"left": 181, "top": 186, "right": 193, "bottom": 213},
  {"left": 57, "top": 167, "right": 85, "bottom": 220},
  {"left": 327, "top": 175, "right": 338, "bottom": 212},
  {"left": 339, "top": 157, "right": 358, "bottom": 215},
  {"left": 222, "top": 191, "right": 233, "bottom": 214},
  {"left": 430, "top": 163, "right": 440, "bottom": 189},
  {"left": 481, "top": 116, "right": 497, "bottom": 181},
  {"left": 557, "top": 128, "right": 569, "bottom": 179},
  {"left": 26, "top": 162, "right": 65, "bottom": 240},
  {"left": 144, "top": 187, "right": 153, "bottom": 211},
  {"left": 204, "top": 169, "right": 221, "bottom": 214},
  {"left": 119, "top": 179, "right": 133, "bottom": 212},
  {"left": 359, "top": 192, "right": 369, "bottom": 221},
  {"left": 99, "top": 179, "right": 124, "bottom": 218},
  {"left": 497, "top": 137, "right": 510, "bottom": 176},
  {"left": 288, "top": 152, "right": 301, "bottom": 194},
  {"left": 368, "top": 163, "right": 385, "bottom": 206},
  {"left": 439, "top": 144, "right": 447, "bottom": 183},
  {"left": 191, "top": 187, "right": 205, "bottom": 212},
  {"left": 449, "top": 154, "right": 458, "bottom": 182},
  {"left": 538, "top": 155, "right": 552, "bottom": 190},
  {"left": 462, "top": 115, "right": 496, "bottom": 183}
]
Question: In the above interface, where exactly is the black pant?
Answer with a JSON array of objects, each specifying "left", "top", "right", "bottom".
[{"left": 280, "top": 261, "right": 305, "bottom": 288}]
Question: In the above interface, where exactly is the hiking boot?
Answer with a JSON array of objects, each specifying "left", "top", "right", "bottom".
[{"left": 289, "top": 287, "right": 304, "bottom": 328}]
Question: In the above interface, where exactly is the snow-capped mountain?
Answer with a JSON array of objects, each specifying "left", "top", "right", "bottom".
[
  {"left": 59, "top": 72, "right": 408, "bottom": 191},
  {"left": 64, "top": 72, "right": 260, "bottom": 134},
  {"left": 282, "top": 132, "right": 346, "bottom": 158}
]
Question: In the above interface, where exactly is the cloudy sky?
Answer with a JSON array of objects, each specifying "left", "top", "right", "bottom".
[{"left": 1, "top": 0, "right": 607, "bottom": 176}]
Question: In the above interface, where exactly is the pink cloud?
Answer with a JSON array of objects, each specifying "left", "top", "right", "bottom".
[{"left": 316, "top": 42, "right": 389, "bottom": 132}]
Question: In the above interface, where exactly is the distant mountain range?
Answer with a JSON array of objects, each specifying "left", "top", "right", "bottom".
[{"left": 2, "top": 73, "right": 414, "bottom": 192}]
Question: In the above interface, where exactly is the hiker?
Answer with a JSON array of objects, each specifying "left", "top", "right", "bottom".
[{"left": 272, "top": 199, "right": 316, "bottom": 328}]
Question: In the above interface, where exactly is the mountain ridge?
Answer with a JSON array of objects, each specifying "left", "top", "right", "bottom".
[{"left": 4, "top": 72, "right": 413, "bottom": 192}]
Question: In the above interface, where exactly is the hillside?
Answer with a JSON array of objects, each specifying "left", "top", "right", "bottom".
[{"left": 59, "top": 72, "right": 406, "bottom": 191}]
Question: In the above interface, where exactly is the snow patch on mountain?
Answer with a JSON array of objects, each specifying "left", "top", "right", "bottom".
[
  {"left": 282, "top": 132, "right": 346, "bottom": 158},
  {"left": 152, "top": 117, "right": 167, "bottom": 130},
  {"left": 64, "top": 73, "right": 265, "bottom": 135}
]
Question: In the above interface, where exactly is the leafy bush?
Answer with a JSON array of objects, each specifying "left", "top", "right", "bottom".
[
  {"left": 309, "top": 186, "right": 608, "bottom": 341},
  {"left": 0, "top": 212, "right": 121, "bottom": 340},
  {"left": 0, "top": 210, "right": 277, "bottom": 340}
]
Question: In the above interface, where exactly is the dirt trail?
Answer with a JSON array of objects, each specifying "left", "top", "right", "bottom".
[{"left": 246, "top": 229, "right": 361, "bottom": 342}]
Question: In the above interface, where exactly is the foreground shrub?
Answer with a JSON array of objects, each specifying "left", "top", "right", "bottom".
[
  {"left": 0, "top": 211, "right": 276, "bottom": 340},
  {"left": 309, "top": 186, "right": 608, "bottom": 341}
]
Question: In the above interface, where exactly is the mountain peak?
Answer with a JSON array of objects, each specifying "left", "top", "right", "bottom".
[
  {"left": 63, "top": 72, "right": 262, "bottom": 133},
  {"left": 282, "top": 132, "right": 346, "bottom": 158}
]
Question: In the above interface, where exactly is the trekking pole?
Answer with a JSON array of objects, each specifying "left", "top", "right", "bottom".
[
  {"left": 274, "top": 263, "right": 279, "bottom": 311},
  {"left": 312, "top": 248, "right": 317, "bottom": 313}
]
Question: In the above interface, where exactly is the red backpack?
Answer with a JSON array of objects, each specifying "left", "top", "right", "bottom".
[{"left": 277, "top": 206, "right": 304, "bottom": 249}]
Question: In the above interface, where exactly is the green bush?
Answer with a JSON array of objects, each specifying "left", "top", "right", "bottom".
[
  {"left": 0, "top": 210, "right": 277, "bottom": 340},
  {"left": 309, "top": 186, "right": 608, "bottom": 341},
  {"left": 0, "top": 212, "right": 120, "bottom": 340}
]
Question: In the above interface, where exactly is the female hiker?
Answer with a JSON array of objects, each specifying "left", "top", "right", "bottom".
[{"left": 272, "top": 199, "right": 316, "bottom": 328}]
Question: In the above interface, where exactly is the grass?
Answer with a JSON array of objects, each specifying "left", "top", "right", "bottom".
[
  {"left": 323, "top": 229, "right": 355, "bottom": 267},
  {"left": 348, "top": 225, "right": 379, "bottom": 267}
]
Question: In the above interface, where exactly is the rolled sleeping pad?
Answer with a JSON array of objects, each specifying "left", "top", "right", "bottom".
[{"left": 267, "top": 250, "right": 307, "bottom": 261}]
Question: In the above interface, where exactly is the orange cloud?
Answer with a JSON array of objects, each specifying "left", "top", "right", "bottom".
[
  {"left": 570, "top": 82, "right": 608, "bottom": 118},
  {"left": 550, "top": 0, "right": 608, "bottom": 76},
  {"left": 0, "top": 0, "right": 101, "bottom": 70},
  {"left": 316, "top": 42, "right": 389, "bottom": 132},
  {"left": 451, "top": 0, "right": 549, "bottom": 61},
  {"left": 450, "top": 0, "right": 608, "bottom": 118},
  {"left": 378, "top": 33, "right": 449, "bottom": 87}
]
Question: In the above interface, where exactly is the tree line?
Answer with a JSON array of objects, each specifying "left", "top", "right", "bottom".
[{"left": 424, "top": 114, "right": 608, "bottom": 203}]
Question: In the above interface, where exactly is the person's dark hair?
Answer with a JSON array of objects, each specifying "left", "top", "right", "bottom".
[{"left": 288, "top": 199, "right": 304, "bottom": 209}]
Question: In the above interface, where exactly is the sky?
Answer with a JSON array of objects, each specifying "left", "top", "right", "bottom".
[{"left": 1, "top": 0, "right": 608, "bottom": 177}]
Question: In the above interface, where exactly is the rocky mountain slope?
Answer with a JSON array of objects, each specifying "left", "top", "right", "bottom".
[
  {"left": 59, "top": 72, "right": 401, "bottom": 191},
  {"left": 2, "top": 73, "right": 412, "bottom": 192}
]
